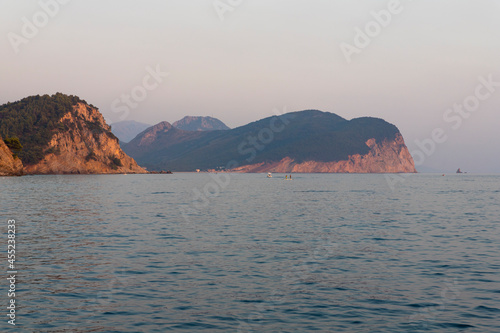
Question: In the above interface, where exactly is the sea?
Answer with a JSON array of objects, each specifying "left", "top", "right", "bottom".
[{"left": 1, "top": 173, "right": 499, "bottom": 332}]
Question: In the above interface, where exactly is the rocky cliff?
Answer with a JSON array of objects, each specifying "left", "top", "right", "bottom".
[
  {"left": 230, "top": 134, "right": 416, "bottom": 173},
  {"left": 0, "top": 93, "right": 146, "bottom": 175},
  {"left": 24, "top": 103, "right": 146, "bottom": 174},
  {"left": 0, "top": 137, "right": 23, "bottom": 176}
]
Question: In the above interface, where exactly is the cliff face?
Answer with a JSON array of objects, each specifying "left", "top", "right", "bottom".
[
  {"left": 0, "top": 138, "right": 23, "bottom": 176},
  {"left": 24, "top": 103, "right": 146, "bottom": 174},
  {"left": 231, "top": 134, "right": 416, "bottom": 173}
]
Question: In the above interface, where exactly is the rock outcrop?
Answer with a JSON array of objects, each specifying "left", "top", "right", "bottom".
[
  {"left": 24, "top": 103, "right": 146, "bottom": 174},
  {"left": 0, "top": 137, "right": 23, "bottom": 176},
  {"left": 230, "top": 134, "right": 416, "bottom": 173}
]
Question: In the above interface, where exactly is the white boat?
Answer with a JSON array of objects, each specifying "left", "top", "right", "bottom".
[{"left": 267, "top": 172, "right": 272, "bottom": 178}]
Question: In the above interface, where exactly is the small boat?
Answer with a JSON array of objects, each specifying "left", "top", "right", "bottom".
[{"left": 267, "top": 172, "right": 272, "bottom": 178}]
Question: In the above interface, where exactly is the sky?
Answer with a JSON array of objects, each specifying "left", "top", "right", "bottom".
[{"left": 1, "top": 0, "right": 499, "bottom": 172}]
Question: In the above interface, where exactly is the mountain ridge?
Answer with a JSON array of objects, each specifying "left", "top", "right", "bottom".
[
  {"left": 172, "top": 116, "right": 230, "bottom": 131},
  {"left": 123, "top": 110, "right": 416, "bottom": 173},
  {"left": 111, "top": 120, "right": 151, "bottom": 143}
]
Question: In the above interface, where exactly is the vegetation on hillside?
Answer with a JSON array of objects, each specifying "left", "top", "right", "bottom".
[
  {"left": 123, "top": 110, "right": 400, "bottom": 171},
  {"left": 109, "top": 155, "right": 123, "bottom": 170},
  {"left": 0, "top": 93, "right": 96, "bottom": 165},
  {"left": 3, "top": 137, "right": 23, "bottom": 158}
]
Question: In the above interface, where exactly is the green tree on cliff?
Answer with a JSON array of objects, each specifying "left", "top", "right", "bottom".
[
  {"left": 4, "top": 137, "right": 23, "bottom": 152},
  {"left": 0, "top": 93, "right": 85, "bottom": 165}
]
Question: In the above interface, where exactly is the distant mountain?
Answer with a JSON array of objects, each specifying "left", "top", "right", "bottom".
[
  {"left": 172, "top": 116, "right": 230, "bottom": 131},
  {"left": 121, "top": 121, "right": 209, "bottom": 166},
  {"left": 122, "top": 110, "right": 416, "bottom": 173},
  {"left": 0, "top": 93, "right": 146, "bottom": 174},
  {"left": 111, "top": 120, "right": 151, "bottom": 143}
]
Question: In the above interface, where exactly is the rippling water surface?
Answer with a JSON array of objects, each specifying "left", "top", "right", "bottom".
[{"left": 1, "top": 173, "right": 500, "bottom": 332}]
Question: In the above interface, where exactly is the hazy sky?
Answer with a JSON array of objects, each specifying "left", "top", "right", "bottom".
[{"left": 1, "top": 0, "right": 499, "bottom": 172}]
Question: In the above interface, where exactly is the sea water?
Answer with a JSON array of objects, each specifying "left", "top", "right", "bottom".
[{"left": 1, "top": 173, "right": 499, "bottom": 332}]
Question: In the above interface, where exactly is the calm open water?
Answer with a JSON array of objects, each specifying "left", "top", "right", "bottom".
[{"left": 1, "top": 173, "right": 499, "bottom": 332}]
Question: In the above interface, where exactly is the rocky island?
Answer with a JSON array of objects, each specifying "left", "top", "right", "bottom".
[{"left": 0, "top": 93, "right": 146, "bottom": 175}]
